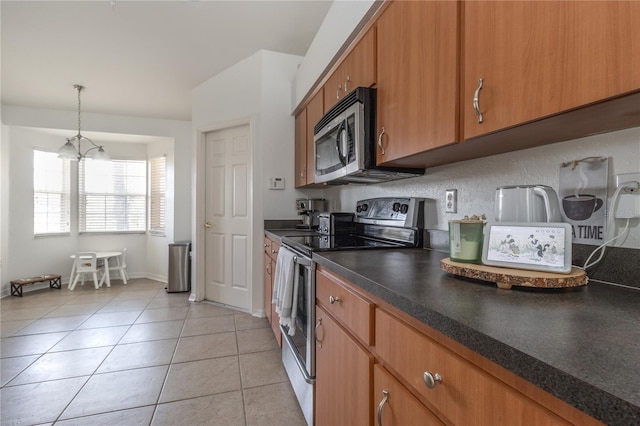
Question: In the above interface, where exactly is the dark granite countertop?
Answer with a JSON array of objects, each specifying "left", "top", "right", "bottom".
[{"left": 312, "top": 248, "right": 640, "bottom": 426}]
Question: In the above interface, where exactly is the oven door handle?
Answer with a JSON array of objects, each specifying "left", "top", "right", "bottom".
[{"left": 292, "top": 254, "right": 313, "bottom": 268}]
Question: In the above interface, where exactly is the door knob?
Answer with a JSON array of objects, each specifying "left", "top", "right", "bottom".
[{"left": 204, "top": 222, "right": 212, "bottom": 228}]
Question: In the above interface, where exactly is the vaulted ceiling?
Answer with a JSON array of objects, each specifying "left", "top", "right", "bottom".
[{"left": 1, "top": 0, "right": 332, "bottom": 121}]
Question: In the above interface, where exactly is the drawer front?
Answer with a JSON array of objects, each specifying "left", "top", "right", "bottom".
[
  {"left": 270, "top": 240, "right": 280, "bottom": 260},
  {"left": 316, "top": 267, "right": 373, "bottom": 346},
  {"left": 374, "top": 364, "right": 443, "bottom": 426},
  {"left": 375, "top": 309, "right": 570, "bottom": 426},
  {"left": 263, "top": 236, "right": 271, "bottom": 255}
]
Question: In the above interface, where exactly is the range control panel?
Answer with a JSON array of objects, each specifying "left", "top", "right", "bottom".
[{"left": 355, "top": 197, "right": 424, "bottom": 227}]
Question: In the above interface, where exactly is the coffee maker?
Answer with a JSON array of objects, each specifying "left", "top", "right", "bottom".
[{"left": 296, "top": 198, "right": 326, "bottom": 229}]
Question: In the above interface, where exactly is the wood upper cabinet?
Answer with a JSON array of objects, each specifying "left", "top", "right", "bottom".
[
  {"left": 463, "top": 1, "right": 640, "bottom": 140},
  {"left": 295, "top": 89, "right": 323, "bottom": 188},
  {"left": 324, "top": 27, "right": 376, "bottom": 111},
  {"left": 315, "top": 304, "right": 373, "bottom": 426},
  {"left": 376, "top": 0, "right": 459, "bottom": 167},
  {"left": 306, "top": 89, "right": 324, "bottom": 185},
  {"left": 294, "top": 109, "right": 307, "bottom": 188}
]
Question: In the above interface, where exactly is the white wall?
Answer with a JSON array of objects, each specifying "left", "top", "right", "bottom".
[
  {"left": 0, "top": 106, "right": 191, "bottom": 296},
  {"left": 147, "top": 140, "right": 175, "bottom": 282},
  {"left": 323, "top": 127, "right": 640, "bottom": 250},
  {"left": 191, "top": 49, "right": 309, "bottom": 313}
]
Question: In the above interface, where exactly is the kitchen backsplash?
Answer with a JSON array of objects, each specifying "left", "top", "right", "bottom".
[{"left": 312, "top": 127, "right": 639, "bottom": 289}]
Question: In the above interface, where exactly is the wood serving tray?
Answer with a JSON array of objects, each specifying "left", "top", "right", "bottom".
[{"left": 440, "top": 258, "right": 588, "bottom": 289}]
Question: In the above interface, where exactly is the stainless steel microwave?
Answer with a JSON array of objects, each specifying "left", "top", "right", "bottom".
[{"left": 313, "top": 87, "right": 424, "bottom": 185}]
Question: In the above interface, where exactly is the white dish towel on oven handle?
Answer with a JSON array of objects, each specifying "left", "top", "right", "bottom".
[{"left": 273, "top": 246, "right": 299, "bottom": 336}]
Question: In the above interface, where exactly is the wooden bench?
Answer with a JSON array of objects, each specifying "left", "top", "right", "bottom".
[{"left": 10, "top": 274, "right": 62, "bottom": 297}]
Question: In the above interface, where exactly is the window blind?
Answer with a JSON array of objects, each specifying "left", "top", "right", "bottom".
[
  {"left": 33, "top": 150, "right": 70, "bottom": 234},
  {"left": 79, "top": 158, "right": 147, "bottom": 232},
  {"left": 149, "top": 156, "right": 166, "bottom": 234}
]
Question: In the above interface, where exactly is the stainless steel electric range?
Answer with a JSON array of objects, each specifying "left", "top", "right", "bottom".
[{"left": 278, "top": 197, "right": 424, "bottom": 425}]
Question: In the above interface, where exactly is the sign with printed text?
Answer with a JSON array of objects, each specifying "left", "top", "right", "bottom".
[{"left": 559, "top": 157, "right": 609, "bottom": 245}]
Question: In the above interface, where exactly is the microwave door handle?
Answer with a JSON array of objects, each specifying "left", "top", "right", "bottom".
[{"left": 335, "top": 122, "right": 347, "bottom": 166}]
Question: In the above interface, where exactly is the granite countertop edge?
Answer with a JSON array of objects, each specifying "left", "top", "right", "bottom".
[{"left": 311, "top": 249, "right": 640, "bottom": 426}]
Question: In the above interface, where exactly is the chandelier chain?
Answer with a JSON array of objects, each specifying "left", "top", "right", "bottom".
[{"left": 76, "top": 85, "right": 82, "bottom": 135}]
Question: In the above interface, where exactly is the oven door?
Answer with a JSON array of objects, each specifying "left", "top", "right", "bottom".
[{"left": 280, "top": 251, "right": 315, "bottom": 426}]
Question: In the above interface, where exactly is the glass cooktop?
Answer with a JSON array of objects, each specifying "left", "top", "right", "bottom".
[{"left": 281, "top": 234, "right": 408, "bottom": 257}]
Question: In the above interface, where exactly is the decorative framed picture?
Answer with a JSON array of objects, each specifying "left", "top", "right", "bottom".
[{"left": 481, "top": 222, "right": 573, "bottom": 274}]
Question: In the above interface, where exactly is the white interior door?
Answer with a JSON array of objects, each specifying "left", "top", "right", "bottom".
[{"left": 204, "top": 124, "right": 252, "bottom": 310}]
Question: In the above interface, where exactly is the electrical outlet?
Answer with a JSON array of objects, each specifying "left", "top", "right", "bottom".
[
  {"left": 445, "top": 189, "right": 457, "bottom": 213},
  {"left": 615, "top": 173, "right": 640, "bottom": 219}
]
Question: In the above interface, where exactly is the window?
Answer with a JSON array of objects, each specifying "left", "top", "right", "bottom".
[
  {"left": 79, "top": 158, "right": 147, "bottom": 232},
  {"left": 33, "top": 150, "right": 70, "bottom": 235},
  {"left": 149, "top": 156, "right": 166, "bottom": 235}
]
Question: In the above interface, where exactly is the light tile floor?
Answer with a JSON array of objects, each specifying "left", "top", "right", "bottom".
[{"left": 0, "top": 278, "right": 306, "bottom": 426}]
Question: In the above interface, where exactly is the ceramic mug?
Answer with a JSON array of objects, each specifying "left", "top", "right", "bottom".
[{"left": 562, "top": 194, "right": 603, "bottom": 221}]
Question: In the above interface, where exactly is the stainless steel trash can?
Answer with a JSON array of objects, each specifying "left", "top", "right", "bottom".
[{"left": 167, "top": 241, "right": 191, "bottom": 293}]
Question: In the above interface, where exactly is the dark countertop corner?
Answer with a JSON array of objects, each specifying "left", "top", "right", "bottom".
[{"left": 312, "top": 248, "right": 640, "bottom": 426}]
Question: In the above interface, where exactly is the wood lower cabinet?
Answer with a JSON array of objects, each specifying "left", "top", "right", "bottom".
[
  {"left": 263, "top": 234, "right": 281, "bottom": 347},
  {"left": 263, "top": 252, "right": 272, "bottom": 324},
  {"left": 374, "top": 364, "right": 443, "bottom": 426},
  {"left": 375, "top": 0, "right": 459, "bottom": 167},
  {"left": 316, "top": 267, "right": 374, "bottom": 345},
  {"left": 463, "top": 1, "right": 640, "bottom": 140},
  {"left": 375, "top": 308, "right": 575, "bottom": 426},
  {"left": 315, "top": 304, "right": 373, "bottom": 426},
  {"left": 315, "top": 265, "right": 601, "bottom": 426}
]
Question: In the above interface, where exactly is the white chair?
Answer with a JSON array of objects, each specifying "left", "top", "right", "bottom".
[
  {"left": 69, "top": 252, "right": 104, "bottom": 291},
  {"left": 109, "top": 248, "right": 129, "bottom": 285}
]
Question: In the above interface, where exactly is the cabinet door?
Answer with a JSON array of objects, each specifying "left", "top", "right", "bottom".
[
  {"left": 343, "top": 27, "right": 376, "bottom": 96},
  {"left": 263, "top": 252, "right": 272, "bottom": 323},
  {"left": 316, "top": 267, "right": 373, "bottom": 346},
  {"left": 294, "top": 109, "right": 307, "bottom": 187},
  {"left": 306, "top": 90, "right": 324, "bottom": 185},
  {"left": 376, "top": 0, "right": 459, "bottom": 166},
  {"left": 315, "top": 305, "right": 372, "bottom": 426},
  {"left": 375, "top": 309, "right": 571, "bottom": 426},
  {"left": 374, "top": 364, "right": 443, "bottom": 426},
  {"left": 463, "top": 1, "right": 640, "bottom": 139},
  {"left": 324, "top": 27, "right": 377, "bottom": 111}
]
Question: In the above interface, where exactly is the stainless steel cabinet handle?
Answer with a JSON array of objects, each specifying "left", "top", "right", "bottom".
[
  {"left": 423, "top": 371, "right": 443, "bottom": 389},
  {"left": 264, "top": 243, "right": 268, "bottom": 248},
  {"left": 473, "top": 78, "right": 484, "bottom": 123},
  {"left": 344, "top": 75, "right": 350, "bottom": 93},
  {"left": 377, "top": 389, "right": 389, "bottom": 426},
  {"left": 377, "top": 127, "right": 386, "bottom": 155},
  {"left": 315, "top": 317, "right": 323, "bottom": 348},
  {"left": 336, "top": 84, "right": 342, "bottom": 100},
  {"left": 329, "top": 295, "right": 340, "bottom": 304}
]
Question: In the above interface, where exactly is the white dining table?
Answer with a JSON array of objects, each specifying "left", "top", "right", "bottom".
[{"left": 69, "top": 252, "right": 122, "bottom": 289}]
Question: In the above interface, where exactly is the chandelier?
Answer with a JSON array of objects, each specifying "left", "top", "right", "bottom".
[{"left": 57, "top": 85, "right": 110, "bottom": 161}]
